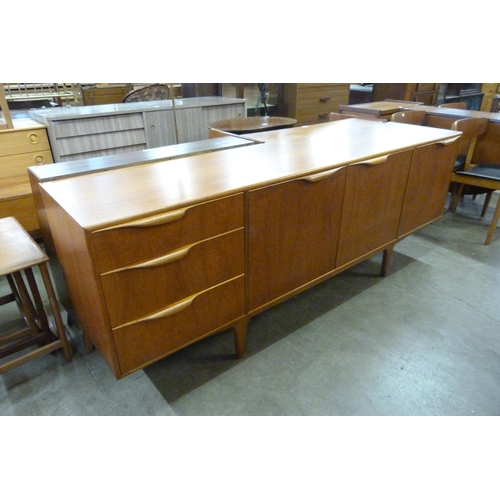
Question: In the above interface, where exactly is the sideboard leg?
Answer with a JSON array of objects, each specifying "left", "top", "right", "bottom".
[
  {"left": 233, "top": 316, "right": 250, "bottom": 359},
  {"left": 381, "top": 245, "right": 395, "bottom": 277}
]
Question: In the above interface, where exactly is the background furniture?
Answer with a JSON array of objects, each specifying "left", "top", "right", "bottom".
[
  {"left": 81, "top": 84, "right": 134, "bottom": 105},
  {"left": 439, "top": 102, "right": 468, "bottom": 109},
  {"left": 372, "top": 84, "right": 440, "bottom": 105},
  {"left": 480, "top": 84, "right": 500, "bottom": 112},
  {"left": 437, "top": 84, "right": 484, "bottom": 110},
  {"left": 29, "top": 97, "right": 247, "bottom": 162},
  {"left": 209, "top": 116, "right": 296, "bottom": 134},
  {"left": 339, "top": 100, "right": 422, "bottom": 120},
  {"left": 279, "top": 84, "right": 350, "bottom": 125},
  {"left": 37, "top": 120, "right": 460, "bottom": 379},
  {"left": 0, "top": 117, "right": 53, "bottom": 233},
  {"left": 0, "top": 86, "right": 13, "bottom": 129},
  {"left": 390, "top": 110, "right": 427, "bottom": 125},
  {"left": 0, "top": 217, "right": 72, "bottom": 374}
]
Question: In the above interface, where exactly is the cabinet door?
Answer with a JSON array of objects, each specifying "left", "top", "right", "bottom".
[
  {"left": 336, "top": 150, "right": 413, "bottom": 268},
  {"left": 248, "top": 167, "right": 347, "bottom": 312},
  {"left": 398, "top": 138, "right": 459, "bottom": 238},
  {"left": 144, "top": 110, "right": 176, "bottom": 148}
]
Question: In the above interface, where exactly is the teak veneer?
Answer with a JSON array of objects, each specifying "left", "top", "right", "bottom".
[{"left": 36, "top": 119, "right": 460, "bottom": 378}]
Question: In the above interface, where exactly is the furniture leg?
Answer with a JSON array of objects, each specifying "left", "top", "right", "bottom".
[
  {"left": 233, "top": 316, "right": 250, "bottom": 359},
  {"left": 481, "top": 191, "right": 493, "bottom": 217},
  {"left": 485, "top": 195, "right": 500, "bottom": 245},
  {"left": 38, "top": 262, "right": 72, "bottom": 361},
  {"left": 449, "top": 183, "right": 464, "bottom": 213},
  {"left": 381, "top": 245, "right": 395, "bottom": 277}
]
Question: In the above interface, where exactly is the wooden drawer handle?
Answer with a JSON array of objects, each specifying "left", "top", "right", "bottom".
[
  {"left": 27, "top": 133, "right": 40, "bottom": 145},
  {"left": 437, "top": 137, "right": 460, "bottom": 146},
  {"left": 300, "top": 167, "right": 344, "bottom": 183},
  {"left": 351, "top": 155, "right": 389, "bottom": 167},
  {"left": 319, "top": 96, "right": 331, "bottom": 102},
  {"left": 95, "top": 207, "right": 188, "bottom": 232},
  {"left": 101, "top": 244, "right": 192, "bottom": 275},
  {"left": 318, "top": 113, "right": 329, "bottom": 119},
  {"left": 116, "top": 295, "right": 196, "bottom": 329},
  {"left": 33, "top": 154, "right": 46, "bottom": 165}
]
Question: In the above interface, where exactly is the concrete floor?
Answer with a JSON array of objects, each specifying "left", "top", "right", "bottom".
[{"left": 1, "top": 194, "right": 499, "bottom": 416}]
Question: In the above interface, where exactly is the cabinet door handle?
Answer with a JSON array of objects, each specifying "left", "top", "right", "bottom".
[
  {"left": 115, "top": 295, "right": 196, "bottom": 329},
  {"left": 436, "top": 137, "right": 460, "bottom": 146},
  {"left": 33, "top": 154, "right": 46, "bottom": 165},
  {"left": 351, "top": 155, "right": 389, "bottom": 167},
  {"left": 101, "top": 244, "right": 192, "bottom": 275},
  {"left": 95, "top": 207, "right": 188, "bottom": 232},
  {"left": 318, "top": 113, "right": 329, "bottom": 119},
  {"left": 319, "top": 96, "right": 331, "bottom": 102},
  {"left": 27, "top": 133, "right": 40, "bottom": 144},
  {"left": 300, "top": 167, "right": 345, "bottom": 183}
]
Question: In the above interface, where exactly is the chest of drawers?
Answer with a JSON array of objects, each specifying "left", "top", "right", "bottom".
[{"left": 0, "top": 121, "right": 53, "bottom": 232}]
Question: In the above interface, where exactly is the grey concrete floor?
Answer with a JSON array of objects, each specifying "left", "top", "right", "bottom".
[{"left": 1, "top": 194, "right": 499, "bottom": 416}]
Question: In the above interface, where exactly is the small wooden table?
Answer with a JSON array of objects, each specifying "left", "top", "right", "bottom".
[
  {"left": 209, "top": 116, "right": 297, "bottom": 134},
  {"left": 339, "top": 100, "right": 423, "bottom": 119},
  {"left": 0, "top": 217, "right": 72, "bottom": 373}
]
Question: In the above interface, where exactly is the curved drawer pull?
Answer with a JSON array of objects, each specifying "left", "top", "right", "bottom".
[
  {"left": 95, "top": 207, "right": 188, "bottom": 232},
  {"left": 318, "top": 113, "right": 329, "bottom": 119},
  {"left": 437, "top": 137, "right": 460, "bottom": 146},
  {"left": 27, "top": 133, "right": 40, "bottom": 145},
  {"left": 319, "top": 96, "right": 331, "bottom": 102},
  {"left": 101, "top": 244, "right": 192, "bottom": 275},
  {"left": 352, "top": 155, "right": 389, "bottom": 167},
  {"left": 300, "top": 167, "right": 345, "bottom": 183},
  {"left": 116, "top": 295, "right": 196, "bottom": 329}
]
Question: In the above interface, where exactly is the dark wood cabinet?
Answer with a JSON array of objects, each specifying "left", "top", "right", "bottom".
[{"left": 372, "top": 83, "right": 440, "bottom": 105}]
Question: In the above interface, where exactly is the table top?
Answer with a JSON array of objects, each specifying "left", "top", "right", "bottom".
[
  {"left": 0, "top": 217, "right": 48, "bottom": 276},
  {"left": 403, "top": 105, "right": 500, "bottom": 123},
  {"left": 40, "top": 119, "right": 461, "bottom": 232},
  {"left": 209, "top": 116, "right": 297, "bottom": 133},
  {"left": 340, "top": 100, "right": 423, "bottom": 115},
  {"left": 29, "top": 97, "right": 247, "bottom": 123}
]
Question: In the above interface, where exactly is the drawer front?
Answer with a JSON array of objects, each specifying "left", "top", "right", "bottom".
[
  {"left": 296, "top": 86, "right": 349, "bottom": 124},
  {"left": 55, "top": 129, "right": 147, "bottom": 156},
  {"left": 51, "top": 113, "right": 144, "bottom": 138},
  {"left": 91, "top": 194, "right": 244, "bottom": 273},
  {"left": 0, "top": 128, "right": 51, "bottom": 156},
  {"left": 112, "top": 275, "right": 245, "bottom": 375},
  {"left": 101, "top": 229, "right": 244, "bottom": 328},
  {"left": 0, "top": 149, "right": 53, "bottom": 181}
]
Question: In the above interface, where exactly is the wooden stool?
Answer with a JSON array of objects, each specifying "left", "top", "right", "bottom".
[{"left": 0, "top": 217, "right": 72, "bottom": 374}]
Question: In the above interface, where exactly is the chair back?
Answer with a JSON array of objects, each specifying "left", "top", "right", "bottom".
[
  {"left": 391, "top": 110, "right": 427, "bottom": 125},
  {"left": 451, "top": 118, "right": 489, "bottom": 170},
  {"left": 122, "top": 84, "right": 172, "bottom": 103},
  {"left": 439, "top": 102, "right": 467, "bottom": 109}
]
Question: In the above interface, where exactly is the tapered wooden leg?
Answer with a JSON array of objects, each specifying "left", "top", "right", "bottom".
[
  {"left": 481, "top": 191, "right": 493, "bottom": 218},
  {"left": 381, "top": 245, "right": 395, "bottom": 277},
  {"left": 485, "top": 196, "right": 500, "bottom": 245},
  {"left": 449, "top": 183, "right": 464, "bottom": 213},
  {"left": 83, "top": 331, "right": 94, "bottom": 353},
  {"left": 233, "top": 316, "right": 250, "bottom": 359}
]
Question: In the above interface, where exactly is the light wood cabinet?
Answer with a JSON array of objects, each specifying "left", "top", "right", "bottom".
[
  {"left": 280, "top": 84, "right": 350, "bottom": 125},
  {"left": 0, "top": 121, "right": 53, "bottom": 232}
]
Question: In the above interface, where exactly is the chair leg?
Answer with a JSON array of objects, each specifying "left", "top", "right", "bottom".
[
  {"left": 481, "top": 191, "right": 493, "bottom": 218},
  {"left": 449, "top": 183, "right": 464, "bottom": 213},
  {"left": 484, "top": 195, "right": 500, "bottom": 245}
]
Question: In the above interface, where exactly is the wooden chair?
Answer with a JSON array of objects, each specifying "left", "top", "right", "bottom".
[
  {"left": 391, "top": 110, "right": 427, "bottom": 125},
  {"left": 328, "top": 112, "right": 353, "bottom": 122},
  {"left": 0, "top": 217, "right": 72, "bottom": 373},
  {"left": 448, "top": 118, "right": 500, "bottom": 244},
  {"left": 439, "top": 102, "right": 467, "bottom": 109}
]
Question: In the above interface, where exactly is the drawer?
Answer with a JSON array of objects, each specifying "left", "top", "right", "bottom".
[
  {"left": 416, "top": 83, "right": 439, "bottom": 92},
  {"left": 0, "top": 128, "right": 51, "bottom": 156},
  {"left": 51, "top": 113, "right": 144, "bottom": 138},
  {"left": 91, "top": 193, "right": 245, "bottom": 273},
  {"left": 101, "top": 229, "right": 244, "bottom": 328},
  {"left": 0, "top": 150, "right": 53, "bottom": 181},
  {"left": 296, "top": 86, "right": 349, "bottom": 123},
  {"left": 112, "top": 275, "right": 245, "bottom": 375},
  {"left": 55, "top": 128, "right": 147, "bottom": 156}
]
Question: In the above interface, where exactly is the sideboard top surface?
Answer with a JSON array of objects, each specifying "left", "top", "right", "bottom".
[
  {"left": 29, "top": 97, "right": 247, "bottom": 123},
  {"left": 40, "top": 119, "right": 460, "bottom": 231}
]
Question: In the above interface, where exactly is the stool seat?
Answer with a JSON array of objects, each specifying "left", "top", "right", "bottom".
[{"left": 0, "top": 217, "right": 72, "bottom": 374}]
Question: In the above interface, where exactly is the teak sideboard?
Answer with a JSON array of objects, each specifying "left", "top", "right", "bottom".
[{"left": 36, "top": 119, "right": 460, "bottom": 379}]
